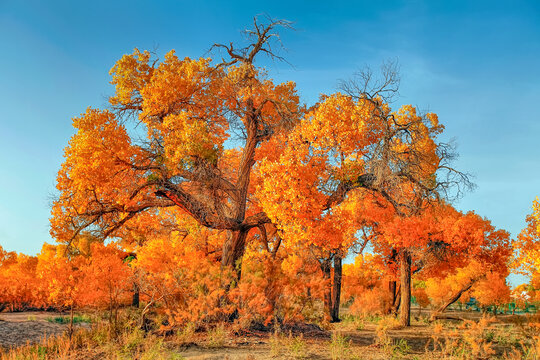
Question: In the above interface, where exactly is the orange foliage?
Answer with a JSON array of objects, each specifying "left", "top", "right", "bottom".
[
  {"left": 342, "top": 254, "right": 391, "bottom": 316},
  {"left": 134, "top": 230, "right": 235, "bottom": 326},
  {"left": 79, "top": 243, "right": 132, "bottom": 312},
  {"left": 0, "top": 246, "right": 42, "bottom": 310},
  {"left": 36, "top": 243, "right": 86, "bottom": 310},
  {"left": 514, "top": 200, "right": 540, "bottom": 280},
  {"left": 472, "top": 272, "right": 511, "bottom": 309}
]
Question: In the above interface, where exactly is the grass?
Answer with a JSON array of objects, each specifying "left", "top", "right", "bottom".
[
  {"left": 174, "top": 322, "right": 196, "bottom": 345},
  {"left": 46, "top": 314, "right": 91, "bottom": 325},
  {"left": 287, "top": 333, "right": 307, "bottom": 359},
  {"left": 0, "top": 324, "right": 186, "bottom": 360},
  {"left": 206, "top": 322, "right": 228, "bottom": 348},
  {"left": 1, "top": 310, "right": 539, "bottom": 360},
  {"left": 329, "top": 332, "right": 352, "bottom": 360},
  {"left": 269, "top": 329, "right": 285, "bottom": 357}
]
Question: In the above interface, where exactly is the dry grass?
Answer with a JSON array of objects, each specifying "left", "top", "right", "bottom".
[{"left": 0, "top": 310, "right": 538, "bottom": 360}]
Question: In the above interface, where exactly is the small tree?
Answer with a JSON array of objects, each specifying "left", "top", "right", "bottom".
[
  {"left": 80, "top": 243, "right": 132, "bottom": 335},
  {"left": 37, "top": 243, "right": 85, "bottom": 339}
]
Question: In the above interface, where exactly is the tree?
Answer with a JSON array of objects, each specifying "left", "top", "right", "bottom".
[
  {"left": 50, "top": 18, "right": 470, "bottom": 326},
  {"left": 419, "top": 211, "right": 512, "bottom": 319},
  {"left": 50, "top": 18, "right": 298, "bottom": 280},
  {"left": 342, "top": 254, "right": 392, "bottom": 316},
  {"left": 80, "top": 243, "right": 132, "bottom": 334},
  {"left": 472, "top": 272, "right": 511, "bottom": 315},
  {"left": 514, "top": 200, "right": 540, "bottom": 284},
  {"left": 0, "top": 246, "right": 42, "bottom": 311},
  {"left": 512, "top": 199, "right": 540, "bottom": 308},
  {"left": 133, "top": 227, "right": 235, "bottom": 327},
  {"left": 256, "top": 62, "right": 471, "bottom": 325},
  {"left": 36, "top": 243, "right": 86, "bottom": 338}
]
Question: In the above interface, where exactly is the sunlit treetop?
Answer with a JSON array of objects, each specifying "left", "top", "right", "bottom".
[{"left": 256, "top": 84, "right": 465, "bottom": 251}]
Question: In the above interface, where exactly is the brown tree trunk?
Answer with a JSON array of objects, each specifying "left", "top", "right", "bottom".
[
  {"left": 389, "top": 280, "right": 396, "bottom": 307},
  {"left": 222, "top": 229, "right": 249, "bottom": 279},
  {"left": 331, "top": 255, "right": 342, "bottom": 323},
  {"left": 430, "top": 281, "right": 475, "bottom": 321},
  {"left": 388, "top": 281, "right": 401, "bottom": 315},
  {"left": 399, "top": 250, "right": 411, "bottom": 327},
  {"left": 320, "top": 258, "right": 332, "bottom": 322},
  {"left": 392, "top": 287, "right": 401, "bottom": 315},
  {"left": 387, "top": 248, "right": 399, "bottom": 315}
]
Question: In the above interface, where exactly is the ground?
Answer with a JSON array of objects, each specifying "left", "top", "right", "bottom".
[
  {"left": 0, "top": 312, "right": 67, "bottom": 348},
  {"left": 0, "top": 309, "right": 535, "bottom": 359}
]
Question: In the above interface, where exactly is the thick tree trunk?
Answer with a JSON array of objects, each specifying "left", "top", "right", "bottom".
[
  {"left": 222, "top": 229, "right": 249, "bottom": 279},
  {"left": 430, "top": 281, "right": 474, "bottom": 321},
  {"left": 331, "top": 255, "right": 342, "bottom": 323},
  {"left": 399, "top": 250, "right": 411, "bottom": 327},
  {"left": 320, "top": 259, "right": 332, "bottom": 322}
]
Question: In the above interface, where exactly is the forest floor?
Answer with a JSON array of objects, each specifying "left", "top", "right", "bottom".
[{"left": 0, "top": 309, "right": 536, "bottom": 359}]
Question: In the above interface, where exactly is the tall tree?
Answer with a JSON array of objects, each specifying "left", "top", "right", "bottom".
[
  {"left": 257, "top": 79, "right": 470, "bottom": 325},
  {"left": 50, "top": 18, "right": 298, "bottom": 277},
  {"left": 513, "top": 198, "right": 540, "bottom": 299}
]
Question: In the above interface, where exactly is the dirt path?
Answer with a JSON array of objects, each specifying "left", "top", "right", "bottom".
[{"left": 0, "top": 312, "right": 67, "bottom": 348}]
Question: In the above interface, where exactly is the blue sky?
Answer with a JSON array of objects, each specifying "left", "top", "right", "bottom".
[{"left": 0, "top": 1, "right": 538, "bottom": 283}]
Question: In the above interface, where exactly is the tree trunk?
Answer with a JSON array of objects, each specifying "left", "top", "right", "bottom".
[
  {"left": 69, "top": 305, "right": 74, "bottom": 341},
  {"left": 430, "top": 281, "right": 474, "bottom": 321},
  {"left": 387, "top": 280, "right": 396, "bottom": 314},
  {"left": 221, "top": 229, "right": 249, "bottom": 279},
  {"left": 392, "top": 289, "right": 401, "bottom": 315},
  {"left": 399, "top": 250, "right": 411, "bottom": 327},
  {"left": 320, "top": 258, "right": 332, "bottom": 322},
  {"left": 331, "top": 255, "right": 342, "bottom": 323},
  {"left": 389, "top": 281, "right": 401, "bottom": 315},
  {"left": 387, "top": 248, "right": 399, "bottom": 315},
  {"left": 132, "top": 283, "right": 140, "bottom": 308}
]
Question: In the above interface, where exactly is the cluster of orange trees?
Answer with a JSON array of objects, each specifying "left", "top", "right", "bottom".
[{"left": 1, "top": 20, "right": 538, "bottom": 328}]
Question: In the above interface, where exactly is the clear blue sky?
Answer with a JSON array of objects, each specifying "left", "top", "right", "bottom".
[{"left": 0, "top": 1, "right": 538, "bottom": 284}]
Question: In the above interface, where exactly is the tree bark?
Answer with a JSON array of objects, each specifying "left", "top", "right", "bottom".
[
  {"left": 430, "top": 281, "right": 474, "bottom": 321},
  {"left": 399, "top": 250, "right": 411, "bottom": 327},
  {"left": 331, "top": 255, "right": 342, "bottom": 323},
  {"left": 389, "top": 280, "right": 396, "bottom": 303},
  {"left": 221, "top": 229, "right": 249, "bottom": 279},
  {"left": 388, "top": 280, "right": 401, "bottom": 314},
  {"left": 392, "top": 287, "right": 401, "bottom": 315},
  {"left": 320, "top": 258, "right": 332, "bottom": 322}
]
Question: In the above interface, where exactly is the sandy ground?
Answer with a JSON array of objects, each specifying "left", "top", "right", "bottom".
[{"left": 0, "top": 312, "right": 68, "bottom": 348}]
